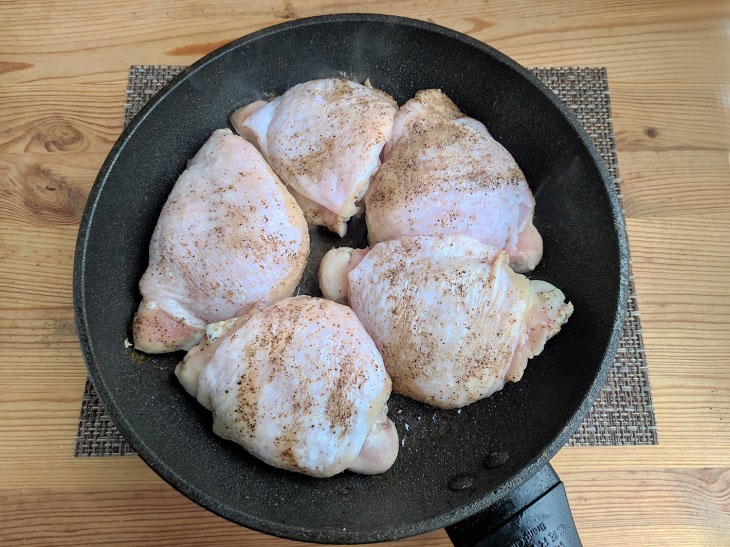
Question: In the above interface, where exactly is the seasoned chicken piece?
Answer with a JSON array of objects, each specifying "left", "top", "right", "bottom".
[
  {"left": 365, "top": 89, "right": 542, "bottom": 273},
  {"left": 319, "top": 235, "right": 572, "bottom": 409},
  {"left": 133, "top": 129, "right": 309, "bottom": 354},
  {"left": 230, "top": 78, "right": 397, "bottom": 236},
  {"left": 176, "top": 296, "right": 398, "bottom": 477}
]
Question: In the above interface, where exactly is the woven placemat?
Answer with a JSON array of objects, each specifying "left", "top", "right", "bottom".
[{"left": 75, "top": 65, "right": 657, "bottom": 457}]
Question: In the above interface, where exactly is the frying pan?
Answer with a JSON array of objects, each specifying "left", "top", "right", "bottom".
[{"left": 73, "top": 14, "right": 627, "bottom": 545}]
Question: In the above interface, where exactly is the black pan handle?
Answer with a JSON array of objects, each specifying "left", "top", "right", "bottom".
[{"left": 445, "top": 464, "right": 581, "bottom": 547}]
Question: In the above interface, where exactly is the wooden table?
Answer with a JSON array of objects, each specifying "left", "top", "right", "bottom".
[{"left": 2, "top": 1, "right": 729, "bottom": 545}]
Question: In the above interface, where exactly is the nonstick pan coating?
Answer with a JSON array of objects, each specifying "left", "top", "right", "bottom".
[{"left": 73, "top": 14, "right": 627, "bottom": 544}]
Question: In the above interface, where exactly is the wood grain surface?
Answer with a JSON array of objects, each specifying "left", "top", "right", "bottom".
[{"left": 1, "top": 1, "right": 729, "bottom": 545}]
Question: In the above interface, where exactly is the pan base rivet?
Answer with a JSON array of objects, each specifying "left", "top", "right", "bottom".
[
  {"left": 448, "top": 473, "right": 475, "bottom": 491},
  {"left": 484, "top": 449, "right": 509, "bottom": 468}
]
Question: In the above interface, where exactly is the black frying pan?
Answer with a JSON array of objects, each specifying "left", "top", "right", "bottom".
[{"left": 73, "top": 14, "right": 627, "bottom": 545}]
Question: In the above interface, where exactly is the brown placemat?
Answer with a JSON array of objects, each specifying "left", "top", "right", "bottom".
[{"left": 75, "top": 65, "right": 657, "bottom": 457}]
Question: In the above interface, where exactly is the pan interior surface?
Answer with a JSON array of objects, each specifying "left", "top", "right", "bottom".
[{"left": 74, "top": 15, "right": 625, "bottom": 544}]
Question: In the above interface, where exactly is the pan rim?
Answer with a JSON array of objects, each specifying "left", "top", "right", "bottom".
[{"left": 73, "top": 13, "right": 629, "bottom": 544}]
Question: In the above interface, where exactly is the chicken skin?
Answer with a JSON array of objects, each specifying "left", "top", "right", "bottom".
[
  {"left": 175, "top": 296, "right": 399, "bottom": 477},
  {"left": 320, "top": 235, "right": 572, "bottom": 409},
  {"left": 230, "top": 78, "right": 397, "bottom": 236},
  {"left": 133, "top": 129, "right": 309, "bottom": 354},
  {"left": 365, "top": 89, "right": 542, "bottom": 273}
]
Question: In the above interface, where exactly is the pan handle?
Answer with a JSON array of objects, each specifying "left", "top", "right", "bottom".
[{"left": 444, "top": 464, "right": 581, "bottom": 547}]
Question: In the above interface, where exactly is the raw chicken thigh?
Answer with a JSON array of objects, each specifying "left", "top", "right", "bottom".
[
  {"left": 133, "top": 129, "right": 309, "bottom": 354},
  {"left": 319, "top": 235, "right": 572, "bottom": 409},
  {"left": 176, "top": 296, "right": 398, "bottom": 477},
  {"left": 365, "top": 89, "right": 543, "bottom": 273},
  {"left": 230, "top": 78, "right": 398, "bottom": 236}
]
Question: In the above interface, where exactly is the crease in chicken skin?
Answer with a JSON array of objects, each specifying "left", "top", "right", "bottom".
[{"left": 320, "top": 235, "right": 572, "bottom": 409}]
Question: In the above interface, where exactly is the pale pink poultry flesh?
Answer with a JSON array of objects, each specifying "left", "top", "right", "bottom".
[
  {"left": 175, "top": 296, "right": 399, "bottom": 477},
  {"left": 320, "top": 235, "right": 572, "bottom": 409},
  {"left": 365, "top": 89, "right": 543, "bottom": 273},
  {"left": 133, "top": 129, "right": 309, "bottom": 354},
  {"left": 230, "top": 78, "right": 397, "bottom": 236}
]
